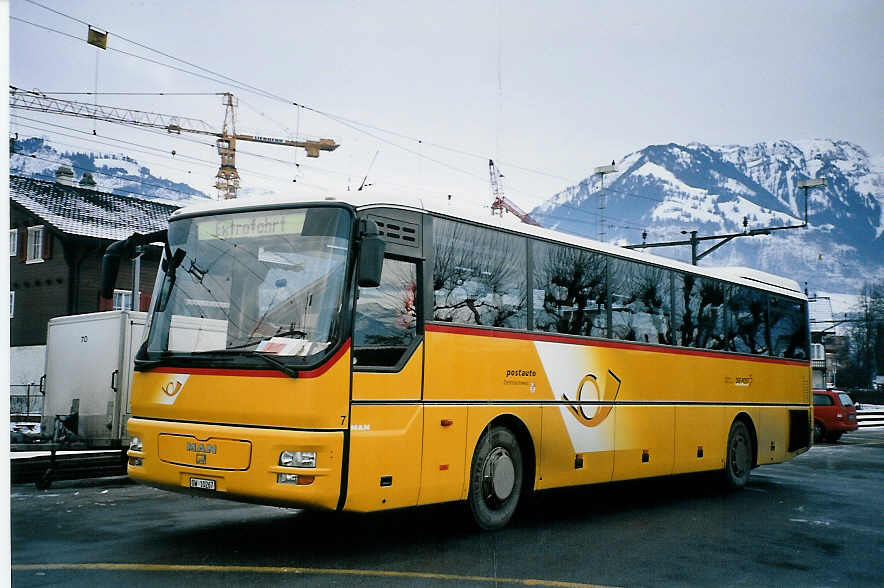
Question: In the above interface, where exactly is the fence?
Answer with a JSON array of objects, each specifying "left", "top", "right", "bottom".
[
  {"left": 10, "top": 383, "right": 44, "bottom": 421},
  {"left": 857, "top": 410, "right": 884, "bottom": 429}
]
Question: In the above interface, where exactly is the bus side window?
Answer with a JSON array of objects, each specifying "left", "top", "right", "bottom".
[
  {"left": 726, "top": 285, "right": 768, "bottom": 355},
  {"left": 769, "top": 295, "right": 808, "bottom": 359},
  {"left": 674, "top": 274, "right": 727, "bottom": 350},
  {"left": 432, "top": 218, "right": 527, "bottom": 329},
  {"left": 532, "top": 241, "right": 607, "bottom": 337},
  {"left": 353, "top": 258, "right": 419, "bottom": 368},
  {"left": 609, "top": 259, "right": 673, "bottom": 344}
]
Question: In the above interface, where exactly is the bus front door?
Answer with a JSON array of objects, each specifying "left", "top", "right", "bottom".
[{"left": 345, "top": 257, "right": 424, "bottom": 511}]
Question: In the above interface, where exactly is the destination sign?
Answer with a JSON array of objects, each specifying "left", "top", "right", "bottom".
[{"left": 197, "top": 211, "right": 306, "bottom": 240}]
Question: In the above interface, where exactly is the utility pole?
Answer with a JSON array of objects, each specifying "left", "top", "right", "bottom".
[
  {"left": 797, "top": 178, "right": 826, "bottom": 226},
  {"left": 131, "top": 246, "right": 142, "bottom": 311},
  {"left": 593, "top": 162, "right": 617, "bottom": 241},
  {"left": 626, "top": 177, "right": 827, "bottom": 264}
]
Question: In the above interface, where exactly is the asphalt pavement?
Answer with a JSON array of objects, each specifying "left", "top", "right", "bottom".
[{"left": 10, "top": 428, "right": 884, "bottom": 587}]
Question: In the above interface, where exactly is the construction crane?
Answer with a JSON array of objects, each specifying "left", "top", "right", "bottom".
[
  {"left": 9, "top": 86, "right": 338, "bottom": 199},
  {"left": 488, "top": 159, "right": 541, "bottom": 226}
]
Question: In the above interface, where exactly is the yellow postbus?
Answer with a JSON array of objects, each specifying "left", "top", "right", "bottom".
[{"left": 102, "top": 194, "right": 811, "bottom": 529}]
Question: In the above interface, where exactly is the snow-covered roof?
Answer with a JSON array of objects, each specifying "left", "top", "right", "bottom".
[
  {"left": 171, "top": 189, "right": 805, "bottom": 299},
  {"left": 9, "top": 175, "right": 179, "bottom": 241},
  {"left": 808, "top": 297, "right": 835, "bottom": 333}
]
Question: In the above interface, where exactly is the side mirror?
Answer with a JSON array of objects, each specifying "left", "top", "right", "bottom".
[
  {"left": 161, "top": 248, "right": 186, "bottom": 273},
  {"left": 357, "top": 219, "right": 385, "bottom": 288},
  {"left": 100, "top": 229, "right": 169, "bottom": 299},
  {"left": 100, "top": 239, "right": 128, "bottom": 299}
]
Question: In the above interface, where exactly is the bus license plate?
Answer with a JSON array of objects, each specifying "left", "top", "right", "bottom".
[{"left": 190, "top": 477, "right": 216, "bottom": 491}]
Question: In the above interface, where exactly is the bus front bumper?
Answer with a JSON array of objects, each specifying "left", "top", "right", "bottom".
[{"left": 126, "top": 417, "right": 344, "bottom": 510}]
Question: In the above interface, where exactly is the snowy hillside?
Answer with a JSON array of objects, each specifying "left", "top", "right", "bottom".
[
  {"left": 532, "top": 139, "right": 884, "bottom": 293},
  {"left": 10, "top": 137, "right": 210, "bottom": 204}
]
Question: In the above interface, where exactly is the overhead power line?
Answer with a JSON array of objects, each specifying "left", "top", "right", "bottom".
[
  {"left": 11, "top": 118, "right": 298, "bottom": 183},
  {"left": 15, "top": 1, "right": 691, "bottom": 226},
  {"left": 21, "top": 0, "right": 291, "bottom": 102},
  {"left": 18, "top": 91, "right": 225, "bottom": 96},
  {"left": 14, "top": 4, "right": 581, "bottom": 190}
]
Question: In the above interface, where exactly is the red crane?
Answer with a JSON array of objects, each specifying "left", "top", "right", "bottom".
[{"left": 488, "top": 159, "right": 541, "bottom": 226}]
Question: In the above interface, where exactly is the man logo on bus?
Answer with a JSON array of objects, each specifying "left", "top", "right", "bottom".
[{"left": 563, "top": 369, "right": 621, "bottom": 427}]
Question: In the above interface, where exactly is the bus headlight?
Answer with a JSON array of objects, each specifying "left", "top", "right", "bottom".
[
  {"left": 129, "top": 437, "right": 143, "bottom": 452},
  {"left": 279, "top": 451, "right": 315, "bottom": 468}
]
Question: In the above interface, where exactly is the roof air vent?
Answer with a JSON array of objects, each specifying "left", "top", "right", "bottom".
[
  {"left": 79, "top": 171, "right": 97, "bottom": 189},
  {"left": 55, "top": 166, "right": 75, "bottom": 187}
]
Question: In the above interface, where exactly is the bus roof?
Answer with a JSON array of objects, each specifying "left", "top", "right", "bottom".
[{"left": 171, "top": 190, "right": 805, "bottom": 299}]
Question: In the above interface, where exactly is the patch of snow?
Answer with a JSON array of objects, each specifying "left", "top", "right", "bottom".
[
  {"left": 815, "top": 292, "right": 861, "bottom": 315},
  {"left": 673, "top": 146, "right": 692, "bottom": 166},
  {"left": 93, "top": 157, "right": 141, "bottom": 176},
  {"left": 724, "top": 196, "right": 799, "bottom": 227},
  {"left": 723, "top": 177, "right": 756, "bottom": 198}
]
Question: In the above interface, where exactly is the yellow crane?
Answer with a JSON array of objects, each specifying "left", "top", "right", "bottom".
[{"left": 9, "top": 86, "right": 338, "bottom": 199}]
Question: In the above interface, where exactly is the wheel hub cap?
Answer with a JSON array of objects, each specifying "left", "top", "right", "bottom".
[
  {"left": 731, "top": 434, "right": 749, "bottom": 476},
  {"left": 485, "top": 447, "right": 515, "bottom": 501}
]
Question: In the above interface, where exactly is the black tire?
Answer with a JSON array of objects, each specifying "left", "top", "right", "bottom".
[
  {"left": 724, "top": 420, "right": 753, "bottom": 489},
  {"left": 813, "top": 420, "right": 825, "bottom": 444},
  {"left": 35, "top": 470, "right": 53, "bottom": 490},
  {"left": 467, "top": 426, "right": 523, "bottom": 531},
  {"left": 826, "top": 431, "right": 843, "bottom": 442}
]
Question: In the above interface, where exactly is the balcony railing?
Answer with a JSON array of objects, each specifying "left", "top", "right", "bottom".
[{"left": 10, "top": 383, "right": 44, "bottom": 421}]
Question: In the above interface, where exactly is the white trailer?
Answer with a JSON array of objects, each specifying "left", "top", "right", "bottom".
[
  {"left": 41, "top": 311, "right": 147, "bottom": 448},
  {"left": 40, "top": 310, "right": 228, "bottom": 448}
]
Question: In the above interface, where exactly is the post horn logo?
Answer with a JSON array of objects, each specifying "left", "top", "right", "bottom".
[
  {"left": 161, "top": 380, "right": 184, "bottom": 398},
  {"left": 563, "top": 369, "right": 621, "bottom": 427}
]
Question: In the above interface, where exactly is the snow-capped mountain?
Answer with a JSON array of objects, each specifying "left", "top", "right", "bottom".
[
  {"left": 10, "top": 137, "right": 210, "bottom": 203},
  {"left": 532, "top": 139, "right": 884, "bottom": 293}
]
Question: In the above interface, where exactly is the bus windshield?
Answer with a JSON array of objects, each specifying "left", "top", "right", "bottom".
[{"left": 142, "top": 206, "right": 353, "bottom": 365}]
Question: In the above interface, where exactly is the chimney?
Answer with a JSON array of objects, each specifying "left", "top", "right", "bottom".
[
  {"left": 79, "top": 171, "right": 97, "bottom": 188},
  {"left": 55, "top": 166, "right": 75, "bottom": 186}
]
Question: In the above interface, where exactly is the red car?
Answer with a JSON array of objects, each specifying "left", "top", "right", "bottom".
[{"left": 812, "top": 389, "right": 858, "bottom": 442}]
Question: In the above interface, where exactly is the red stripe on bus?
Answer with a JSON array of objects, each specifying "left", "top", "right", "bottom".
[
  {"left": 425, "top": 323, "right": 809, "bottom": 367},
  {"left": 151, "top": 340, "right": 351, "bottom": 378}
]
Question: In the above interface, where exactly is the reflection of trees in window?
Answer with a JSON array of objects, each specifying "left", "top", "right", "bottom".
[
  {"left": 533, "top": 242, "right": 607, "bottom": 336},
  {"left": 354, "top": 258, "right": 418, "bottom": 367},
  {"left": 770, "top": 295, "right": 808, "bottom": 359},
  {"left": 676, "top": 274, "right": 726, "bottom": 349},
  {"left": 432, "top": 219, "right": 526, "bottom": 328},
  {"left": 610, "top": 259, "right": 673, "bottom": 344},
  {"left": 724, "top": 286, "right": 769, "bottom": 354}
]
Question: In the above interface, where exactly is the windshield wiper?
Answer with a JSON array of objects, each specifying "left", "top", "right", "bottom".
[
  {"left": 243, "top": 351, "right": 299, "bottom": 378},
  {"left": 226, "top": 328, "right": 308, "bottom": 351},
  {"left": 187, "top": 349, "right": 300, "bottom": 378}
]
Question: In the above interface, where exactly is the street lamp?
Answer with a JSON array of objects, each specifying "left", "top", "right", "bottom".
[
  {"left": 593, "top": 162, "right": 617, "bottom": 241},
  {"left": 797, "top": 178, "right": 826, "bottom": 227}
]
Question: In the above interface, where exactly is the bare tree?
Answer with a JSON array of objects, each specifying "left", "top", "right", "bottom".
[{"left": 433, "top": 220, "right": 526, "bottom": 328}]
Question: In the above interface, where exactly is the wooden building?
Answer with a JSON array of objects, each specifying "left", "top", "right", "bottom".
[{"left": 9, "top": 171, "right": 179, "bottom": 349}]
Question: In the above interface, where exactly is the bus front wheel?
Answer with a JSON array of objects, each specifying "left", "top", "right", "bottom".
[
  {"left": 724, "top": 419, "right": 753, "bottom": 489},
  {"left": 467, "top": 426, "right": 523, "bottom": 530}
]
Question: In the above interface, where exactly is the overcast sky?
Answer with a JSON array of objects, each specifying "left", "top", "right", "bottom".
[{"left": 7, "top": 0, "right": 883, "bottom": 209}]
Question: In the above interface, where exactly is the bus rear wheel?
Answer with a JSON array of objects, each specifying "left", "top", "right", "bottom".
[
  {"left": 467, "top": 426, "right": 523, "bottom": 530},
  {"left": 724, "top": 420, "right": 752, "bottom": 489}
]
